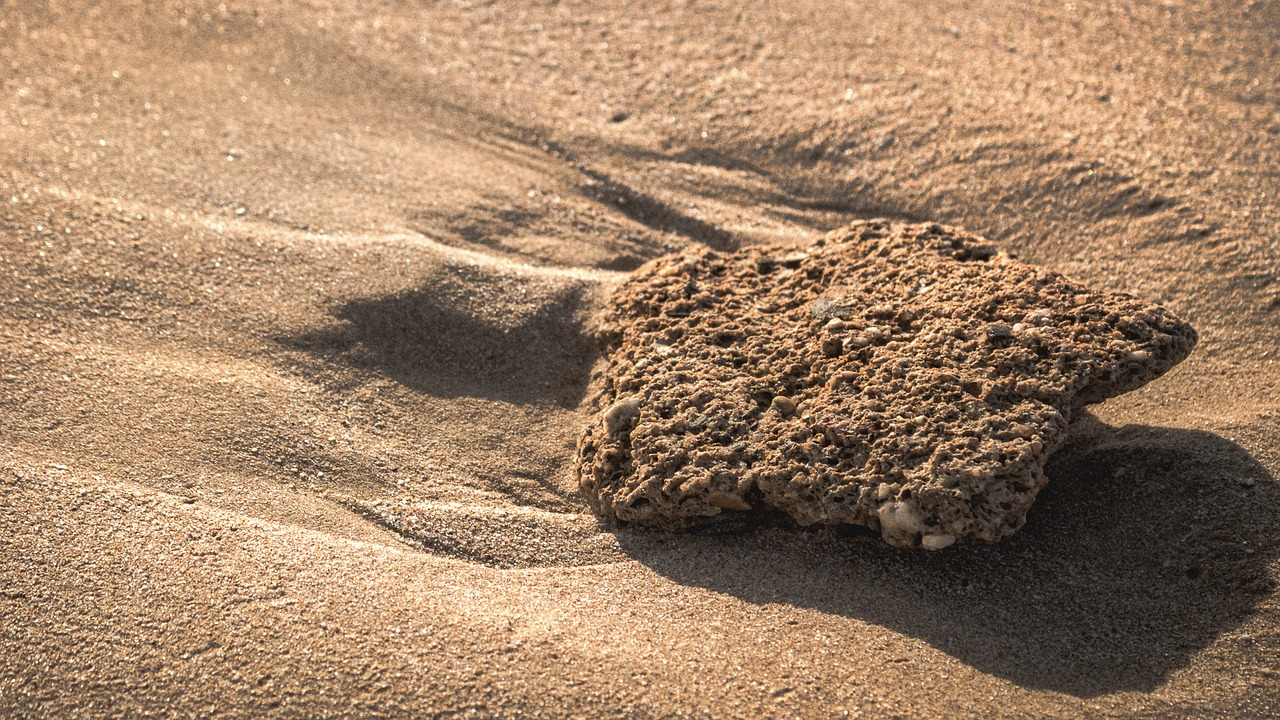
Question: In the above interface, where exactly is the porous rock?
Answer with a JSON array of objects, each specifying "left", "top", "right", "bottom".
[{"left": 576, "top": 220, "right": 1197, "bottom": 549}]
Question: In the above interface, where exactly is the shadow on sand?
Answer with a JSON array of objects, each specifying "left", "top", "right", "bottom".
[
  {"left": 611, "top": 414, "right": 1278, "bottom": 697},
  {"left": 283, "top": 282, "right": 595, "bottom": 409}
]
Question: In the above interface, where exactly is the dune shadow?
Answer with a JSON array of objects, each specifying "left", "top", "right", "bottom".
[
  {"left": 611, "top": 414, "right": 1279, "bottom": 696},
  {"left": 282, "top": 282, "right": 595, "bottom": 408}
]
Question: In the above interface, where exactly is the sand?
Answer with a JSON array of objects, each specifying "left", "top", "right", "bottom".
[{"left": 1, "top": 0, "right": 1278, "bottom": 717}]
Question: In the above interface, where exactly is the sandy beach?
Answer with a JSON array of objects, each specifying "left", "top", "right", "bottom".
[{"left": 2, "top": 0, "right": 1279, "bottom": 717}]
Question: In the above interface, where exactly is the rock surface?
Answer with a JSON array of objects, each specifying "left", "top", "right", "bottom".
[{"left": 576, "top": 220, "right": 1198, "bottom": 548}]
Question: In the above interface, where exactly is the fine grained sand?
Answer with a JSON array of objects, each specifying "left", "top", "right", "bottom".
[{"left": 1, "top": 1, "right": 1278, "bottom": 717}]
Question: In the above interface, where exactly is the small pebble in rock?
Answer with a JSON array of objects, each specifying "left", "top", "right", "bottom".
[
  {"left": 770, "top": 396, "right": 797, "bottom": 416},
  {"left": 921, "top": 533, "right": 957, "bottom": 551},
  {"left": 602, "top": 397, "right": 642, "bottom": 436}
]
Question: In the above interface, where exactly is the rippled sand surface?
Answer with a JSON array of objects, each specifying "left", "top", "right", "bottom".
[{"left": 2, "top": 1, "right": 1279, "bottom": 716}]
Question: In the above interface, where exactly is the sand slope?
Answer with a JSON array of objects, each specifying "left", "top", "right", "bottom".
[{"left": 2, "top": 0, "right": 1278, "bottom": 717}]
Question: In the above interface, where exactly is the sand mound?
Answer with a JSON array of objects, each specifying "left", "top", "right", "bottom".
[{"left": 577, "top": 220, "right": 1197, "bottom": 548}]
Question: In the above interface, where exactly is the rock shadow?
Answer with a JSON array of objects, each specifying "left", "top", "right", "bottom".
[
  {"left": 612, "top": 415, "right": 1279, "bottom": 696},
  {"left": 283, "top": 282, "right": 594, "bottom": 408},
  {"left": 574, "top": 166, "right": 736, "bottom": 252}
]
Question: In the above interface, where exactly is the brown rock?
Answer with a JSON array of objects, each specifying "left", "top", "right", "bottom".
[{"left": 575, "top": 220, "right": 1197, "bottom": 549}]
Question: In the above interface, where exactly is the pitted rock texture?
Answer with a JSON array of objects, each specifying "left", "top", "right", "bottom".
[{"left": 576, "top": 220, "right": 1198, "bottom": 549}]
